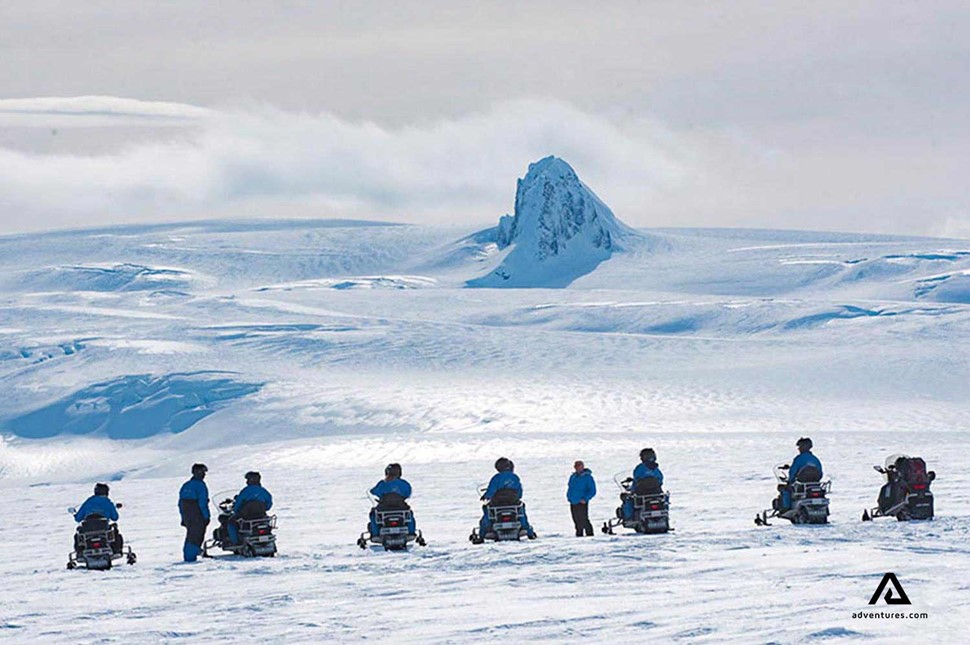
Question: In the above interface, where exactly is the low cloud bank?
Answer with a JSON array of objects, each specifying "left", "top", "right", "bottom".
[{"left": 0, "top": 96, "right": 966, "bottom": 238}]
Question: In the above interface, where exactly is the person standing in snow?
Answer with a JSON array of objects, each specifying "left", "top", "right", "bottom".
[
  {"left": 566, "top": 460, "right": 596, "bottom": 537},
  {"left": 178, "top": 463, "right": 210, "bottom": 562},
  {"left": 227, "top": 471, "right": 273, "bottom": 545}
]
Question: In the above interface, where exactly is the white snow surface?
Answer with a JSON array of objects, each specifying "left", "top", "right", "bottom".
[{"left": 0, "top": 220, "right": 968, "bottom": 642}]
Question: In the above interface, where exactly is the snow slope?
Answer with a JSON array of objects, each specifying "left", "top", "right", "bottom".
[{"left": 0, "top": 220, "right": 968, "bottom": 642}]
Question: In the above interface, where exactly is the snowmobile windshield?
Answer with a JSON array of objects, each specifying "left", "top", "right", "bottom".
[
  {"left": 212, "top": 490, "right": 238, "bottom": 513},
  {"left": 612, "top": 471, "right": 632, "bottom": 490},
  {"left": 885, "top": 454, "right": 910, "bottom": 470},
  {"left": 773, "top": 464, "right": 790, "bottom": 482}
]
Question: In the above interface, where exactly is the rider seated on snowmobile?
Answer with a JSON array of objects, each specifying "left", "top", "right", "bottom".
[
  {"left": 877, "top": 455, "right": 935, "bottom": 515},
  {"left": 74, "top": 483, "right": 123, "bottom": 554},
  {"left": 369, "top": 463, "right": 416, "bottom": 535},
  {"left": 227, "top": 471, "right": 273, "bottom": 545},
  {"left": 479, "top": 457, "right": 536, "bottom": 538},
  {"left": 777, "top": 437, "right": 823, "bottom": 511},
  {"left": 621, "top": 448, "right": 664, "bottom": 520}
]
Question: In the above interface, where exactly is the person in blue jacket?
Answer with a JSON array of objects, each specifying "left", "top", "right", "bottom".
[
  {"left": 74, "top": 482, "right": 119, "bottom": 523},
  {"left": 789, "top": 437, "right": 823, "bottom": 483},
  {"left": 479, "top": 457, "right": 535, "bottom": 539},
  {"left": 227, "top": 471, "right": 273, "bottom": 545},
  {"left": 567, "top": 460, "right": 596, "bottom": 537},
  {"left": 779, "top": 437, "right": 824, "bottom": 510},
  {"left": 178, "top": 463, "right": 210, "bottom": 562},
  {"left": 623, "top": 448, "right": 664, "bottom": 520},
  {"left": 74, "top": 482, "right": 123, "bottom": 553},
  {"left": 369, "top": 463, "right": 415, "bottom": 535}
]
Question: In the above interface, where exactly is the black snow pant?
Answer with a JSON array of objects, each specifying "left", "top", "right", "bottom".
[
  {"left": 179, "top": 499, "right": 208, "bottom": 561},
  {"left": 570, "top": 503, "right": 594, "bottom": 536}
]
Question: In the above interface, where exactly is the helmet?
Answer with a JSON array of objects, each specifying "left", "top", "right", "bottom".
[
  {"left": 640, "top": 448, "right": 657, "bottom": 464},
  {"left": 245, "top": 471, "right": 261, "bottom": 485},
  {"left": 191, "top": 463, "right": 208, "bottom": 478},
  {"left": 494, "top": 457, "right": 513, "bottom": 472},
  {"left": 796, "top": 437, "right": 813, "bottom": 452},
  {"left": 384, "top": 463, "right": 402, "bottom": 479},
  {"left": 93, "top": 482, "right": 110, "bottom": 496}
]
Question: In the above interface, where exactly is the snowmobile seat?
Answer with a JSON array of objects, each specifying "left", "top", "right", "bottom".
[
  {"left": 376, "top": 493, "right": 410, "bottom": 511},
  {"left": 237, "top": 500, "right": 268, "bottom": 520},
  {"left": 633, "top": 477, "right": 662, "bottom": 496},
  {"left": 488, "top": 488, "right": 521, "bottom": 507},
  {"left": 79, "top": 515, "right": 110, "bottom": 533},
  {"left": 795, "top": 465, "right": 822, "bottom": 483}
]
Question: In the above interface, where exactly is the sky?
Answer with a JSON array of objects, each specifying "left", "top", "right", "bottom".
[{"left": 1, "top": 1, "right": 968, "bottom": 237}]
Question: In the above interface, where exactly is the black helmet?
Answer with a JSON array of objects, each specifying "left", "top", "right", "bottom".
[
  {"left": 93, "top": 482, "right": 110, "bottom": 496},
  {"left": 494, "top": 457, "right": 513, "bottom": 472},
  {"left": 192, "top": 463, "right": 208, "bottom": 478},
  {"left": 796, "top": 437, "right": 813, "bottom": 452},
  {"left": 384, "top": 463, "right": 402, "bottom": 479},
  {"left": 640, "top": 448, "right": 657, "bottom": 464},
  {"left": 245, "top": 471, "right": 261, "bottom": 485}
]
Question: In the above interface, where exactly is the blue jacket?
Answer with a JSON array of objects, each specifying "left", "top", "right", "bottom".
[
  {"left": 789, "top": 451, "right": 823, "bottom": 483},
  {"left": 370, "top": 478, "right": 412, "bottom": 499},
  {"left": 179, "top": 477, "right": 210, "bottom": 521},
  {"left": 566, "top": 469, "right": 596, "bottom": 504},
  {"left": 74, "top": 495, "right": 118, "bottom": 522},
  {"left": 484, "top": 471, "right": 523, "bottom": 500},
  {"left": 633, "top": 462, "right": 664, "bottom": 487},
  {"left": 233, "top": 484, "right": 273, "bottom": 514}
]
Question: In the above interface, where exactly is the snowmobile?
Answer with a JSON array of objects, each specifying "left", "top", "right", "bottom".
[
  {"left": 66, "top": 506, "right": 136, "bottom": 570},
  {"left": 203, "top": 492, "right": 277, "bottom": 557},
  {"left": 469, "top": 487, "right": 534, "bottom": 543},
  {"left": 602, "top": 472, "right": 670, "bottom": 535},
  {"left": 862, "top": 455, "right": 935, "bottom": 522},
  {"left": 755, "top": 464, "right": 830, "bottom": 526},
  {"left": 357, "top": 492, "right": 426, "bottom": 551}
]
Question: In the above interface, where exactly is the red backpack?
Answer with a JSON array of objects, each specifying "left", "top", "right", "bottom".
[{"left": 902, "top": 457, "right": 929, "bottom": 490}]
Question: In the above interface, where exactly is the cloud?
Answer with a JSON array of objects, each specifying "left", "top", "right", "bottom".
[
  {"left": 0, "top": 96, "right": 213, "bottom": 127},
  {"left": 0, "top": 98, "right": 690, "bottom": 233},
  {"left": 0, "top": 96, "right": 967, "bottom": 238}
]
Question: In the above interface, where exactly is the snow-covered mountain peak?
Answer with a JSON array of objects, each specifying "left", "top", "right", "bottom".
[{"left": 472, "top": 156, "right": 633, "bottom": 287}]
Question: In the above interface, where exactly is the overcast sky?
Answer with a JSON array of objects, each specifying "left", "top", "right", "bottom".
[{"left": 1, "top": 1, "right": 968, "bottom": 237}]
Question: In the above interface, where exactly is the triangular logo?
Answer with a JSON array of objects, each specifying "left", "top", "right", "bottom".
[{"left": 868, "top": 573, "right": 911, "bottom": 605}]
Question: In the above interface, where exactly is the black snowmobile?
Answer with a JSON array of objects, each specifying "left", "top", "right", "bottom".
[
  {"left": 357, "top": 492, "right": 426, "bottom": 551},
  {"left": 469, "top": 487, "right": 533, "bottom": 543},
  {"left": 862, "top": 455, "right": 935, "bottom": 522},
  {"left": 602, "top": 472, "right": 670, "bottom": 535},
  {"left": 755, "top": 464, "right": 830, "bottom": 526},
  {"left": 204, "top": 492, "right": 277, "bottom": 558},
  {"left": 66, "top": 506, "right": 136, "bottom": 570}
]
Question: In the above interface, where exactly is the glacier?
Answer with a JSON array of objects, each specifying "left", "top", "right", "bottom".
[{"left": 0, "top": 218, "right": 967, "bottom": 642}]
